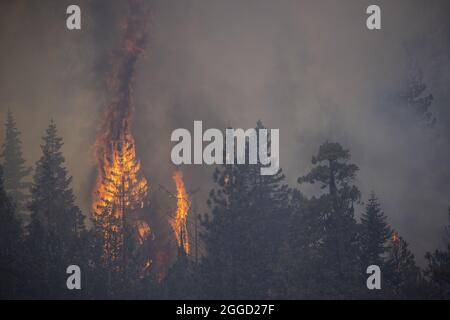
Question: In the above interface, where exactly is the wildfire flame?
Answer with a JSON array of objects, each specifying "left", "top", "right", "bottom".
[
  {"left": 91, "top": 1, "right": 193, "bottom": 274},
  {"left": 92, "top": 0, "right": 150, "bottom": 265},
  {"left": 391, "top": 231, "right": 399, "bottom": 243},
  {"left": 224, "top": 174, "right": 231, "bottom": 186},
  {"left": 136, "top": 220, "right": 151, "bottom": 244},
  {"left": 170, "top": 170, "right": 190, "bottom": 254},
  {"left": 93, "top": 132, "right": 148, "bottom": 217}
]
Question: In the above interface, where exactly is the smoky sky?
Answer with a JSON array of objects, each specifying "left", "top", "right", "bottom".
[{"left": 1, "top": 0, "right": 450, "bottom": 264}]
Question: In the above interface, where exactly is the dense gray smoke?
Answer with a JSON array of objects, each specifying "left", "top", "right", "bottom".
[{"left": 1, "top": 0, "right": 450, "bottom": 263}]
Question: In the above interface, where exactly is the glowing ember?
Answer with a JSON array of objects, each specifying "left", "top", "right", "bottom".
[
  {"left": 391, "top": 231, "right": 399, "bottom": 243},
  {"left": 170, "top": 170, "right": 190, "bottom": 254},
  {"left": 224, "top": 174, "right": 231, "bottom": 186},
  {"left": 141, "top": 258, "right": 152, "bottom": 278},
  {"left": 136, "top": 220, "right": 151, "bottom": 245}
]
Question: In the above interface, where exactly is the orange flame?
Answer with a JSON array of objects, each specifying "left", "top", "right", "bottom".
[
  {"left": 170, "top": 170, "right": 190, "bottom": 254},
  {"left": 93, "top": 131, "right": 148, "bottom": 217},
  {"left": 224, "top": 174, "right": 231, "bottom": 186},
  {"left": 391, "top": 231, "right": 399, "bottom": 243},
  {"left": 136, "top": 220, "right": 151, "bottom": 244},
  {"left": 92, "top": 130, "right": 149, "bottom": 266}
]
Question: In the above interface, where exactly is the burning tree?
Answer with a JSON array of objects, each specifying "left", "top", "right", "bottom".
[
  {"left": 384, "top": 231, "right": 421, "bottom": 298},
  {"left": 170, "top": 170, "right": 190, "bottom": 255},
  {"left": 94, "top": 134, "right": 148, "bottom": 217},
  {"left": 94, "top": 134, "right": 149, "bottom": 269},
  {"left": 92, "top": 0, "right": 151, "bottom": 272}
]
